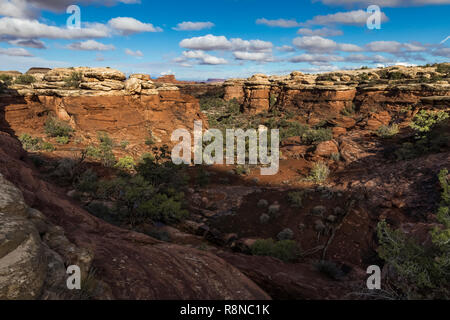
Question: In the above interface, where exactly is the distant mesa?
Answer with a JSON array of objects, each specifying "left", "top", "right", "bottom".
[
  {"left": 155, "top": 74, "right": 196, "bottom": 84},
  {"left": 0, "top": 70, "right": 22, "bottom": 76},
  {"left": 26, "top": 67, "right": 51, "bottom": 75},
  {"left": 206, "top": 78, "right": 226, "bottom": 84}
]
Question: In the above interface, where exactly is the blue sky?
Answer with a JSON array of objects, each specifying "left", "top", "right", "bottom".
[{"left": 0, "top": 0, "right": 449, "bottom": 80}]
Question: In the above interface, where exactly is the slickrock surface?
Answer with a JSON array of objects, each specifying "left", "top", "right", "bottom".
[{"left": 0, "top": 131, "right": 270, "bottom": 300}]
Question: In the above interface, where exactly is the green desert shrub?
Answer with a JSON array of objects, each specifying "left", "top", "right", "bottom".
[
  {"left": 436, "top": 63, "right": 450, "bottom": 75},
  {"left": 279, "top": 122, "right": 309, "bottom": 140},
  {"left": 64, "top": 72, "right": 83, "bottom": 88},
  {"left": 315, "top": 260, "right": 345, "bottom": 280},
  {"left": 268, "top": 203, "right": 280, "bottom": 217},
  {"left": 277, "top": 228, "right": 294, "bottom": 240},
  {"left": 19, "top": 134, "right": 54, "bottom": 152},
  {"left": 0, "top": 74, "right": 13, "bottom": 86},
  {"left": 302, "top": 128, "right": 333, "bottom": 145},
  {"left": 259, "top": 214, "right": 270, "bottom": 224},
  {"left": 44, "top": 117, "right": 74, "bottom": 138},
  {"left": 377, "top": 124, "right": 399, "bottom": 138},
  {"left": 14, "top": 74, "right": 35, "bottom": 85},
  {"left": 251, "top": 239, "right": 300, "bottom": 262},
  {"left": 56, "top": 136, "right": 70, "bottom": 144},
  {"left": 145, "top": 136, "right": 155, "bottom": 146},
  {"left": 115, "top": 156, "right": 136, "bottom": 171},
  {"left": 257, "top": 199, "right": 269, "bottom": 208},
  {"left": 86, "top": 132, "right": 116, "bottom": 167},
  {"left": 307, "top": 162, "right": 330, "bottom": 183},
  {"left": 376, "top": 169, "right": 450, "bottom": 299},
  {"left": 269, "top": 94, "right": 277, "bottom": 108},
  {"left": 136, "top": 147, "right": 188, "bottom": 190},
  {"left": 234, "top": 165, "right": 251, "bottom": 176},
  {"left": 119, "top": 140, "right": 129, "bottom": 150},
  {"left": 287, "top": 191, "right": 304, "bottom": 208},
  {"left": 137, "top": 193, "right": 188, "bottom": 224},
  {"left": 410, "top": 110, "right": 449, "bottom": 134},
  {"left": 74, "top": 169, "right": 98, "bottom": 193},
  {"left": 341, "top": 104, "right": 356, "bottom": 116},
  {"left": 331, "top": 152, "right": 341, "bottom": 162}
]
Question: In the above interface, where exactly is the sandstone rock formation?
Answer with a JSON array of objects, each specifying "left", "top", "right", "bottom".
[
  {"left": 220, "top": 65, "right": 450, "bottom": 116},
  {"left": 0, "top": 171, "right": 94, "bottom": 300},
  {"left": 0, "top": 129, "right": 270, "bottom": 300}
]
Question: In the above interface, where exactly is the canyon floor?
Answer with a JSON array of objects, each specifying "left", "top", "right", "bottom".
[{"left": 0, "top": 65, "right": 449, "bottom": 300}]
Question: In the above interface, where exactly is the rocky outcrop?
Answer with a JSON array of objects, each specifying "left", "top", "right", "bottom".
[
  {"left": 0, "top": 67, "right": 207, "bottom": 148},
  {"left": 0, "top": 130, "right": 270, "bottom": 300},
  {"left": 0, "top": 171, "right": 94, "bottom": 300},
  {"left": 221, "top": 66, "right": 450, "bottom": 115},
  {"left": 224, "top": 79, "right": 245, "bottom": 103}
]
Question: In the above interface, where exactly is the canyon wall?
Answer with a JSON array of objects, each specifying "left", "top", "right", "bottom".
[
  {"left": 0, "top": 67, "right": 270, "bottom": 300},
  {"left": 0, "top": 67, "right": 206, "bottom": 150},
  {"left": 223, "top": 65, "right": 450, "bottom": 117}
]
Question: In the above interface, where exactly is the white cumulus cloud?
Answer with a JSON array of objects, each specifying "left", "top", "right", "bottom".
[
  {"left": 66, "top": 40, "right": 115, "bottom": 51},
  {"left": 293, "top": 36, "right": 362, "bottom": 53},
  {"left": 108, "top": 17, "right": 162, "bottom": 35},
  {"left": 180, "top": 50, "right": 228, "bottom": 65},
  {"left": 180, "top": 34, "right": 273, "bottom": 52},
  {"left": 303, "top": 9, "right": 388, "bottom": 26},
  {"left": 0, "top": 46, "right": 33, "bottom": 56},
  {"left": 173, "top": 21, "right": 214, "bottom": 31},
  {"left": 256, "top": 18, "right": 301, "bottom": 28},
  {"left": 125, "top": 48, "right": 143, "bottom": 57}
]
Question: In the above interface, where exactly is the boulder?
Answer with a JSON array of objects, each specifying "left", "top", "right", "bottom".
[
  {"left": 124, "top": 78, "right": 142, "bottom": 94},
  {"left": 315, "top": 140, "right": 339, "bottom": 157},
  {"left": 129, "top": 74, "right": 151, "bottom": 81}
]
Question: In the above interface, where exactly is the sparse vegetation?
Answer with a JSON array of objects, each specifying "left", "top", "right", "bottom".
[
  {"left": 302, "top": 128, "right": 333, "bottom": 145},
  {"left": 268, "top": 203, "right": 280, "bottom": 217},
  {"left": 44, "top": 117, "right": 74, "bottom": 138},
  {"left": 257, "top": 199, "right": 269, "bottom": 208},
  {"left": 251, "top": 239, "right": 300, "bottom": 262},
  {"left": 330, "top": 152, "right": 341, "bottom": 162},
  {"left": 234, "top": 165, "right": 251, "bottom": 176},
  {"left": 376, "top": 169, "right": 450, "bottom": 299},
  {"left": 410, "top": 110, "right": 449, "bottom": 134},
  {"left": 315, "top": 260, "right": 345, "bottom": 280},
  {"left": 56, "top": 136, "right": 70, "bottom": 144},
  {"left": 306, "top": 162, "right": 330, "bottom": 183},
  {"left": 64, "top": 71, "right": 83, "bottom": 88},
  {"left": 145, "top": 136, "right": 155, "bottom": 146},
  {"left": 287, "top": 191, "right": 304, "bottom": 208},
  {"left": 269, "top": 93, "right": 277, "bottom": 108},
  {"left": 19, "top": 134, "right": 54, "bottom": 152},
  {"left": 341, "top": 104, "right": 356, "bottom": 116},
  {"left": 14, "top": 74, "right": 36, "bottom": 85},
  {"left": 277, "top": 228, "right": 294, "bottom": 240},
  {"left": 377, "top": 124, "right": 399, "bottom": 138},
  {"left": 0, "top": 74, "right": 13, "bottom": 86},
  {"left": 74, "top": 169, "right": 98, "bottom": 193},
  {"left": 259, "top": 214, "right": 270, "bottom": 224},
  {"left": 120, "top": 140, "right": 129, "bottom": 150},
  {"left": 115, "top": 156, "right": 136, "bottom": 171},
  {"left": 86, "top": 132, "right": 116, "bottom": 167},
  {"left": 436, "top": 63, "right": 450, "bottom": 75}
]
